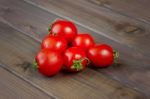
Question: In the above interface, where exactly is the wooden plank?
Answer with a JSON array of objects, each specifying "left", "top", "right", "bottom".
[
  {"left": 0, "top": 0, "right": 150, "bottom": 97},
  {"left": 86, "top": 0, "right": 150, "bottom": 23},
  {"left": 24, "top": 0, "right": 150, "bottom": 56},
  {"left": 0, "top": 67, "right": 53, "bottom": 99},
  {"left": 0, "top": 19, "right": 147, "bottom": 98}
]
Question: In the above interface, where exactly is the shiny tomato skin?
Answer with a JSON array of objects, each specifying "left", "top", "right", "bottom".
[
  {"left": 41, "top": 35, "right": 67, "bottom": 54},
  {"left": 87, "top": 44, "right": 113, "bottom": 67},
  {"left": 63, "top": 47, "right": 88, "bottom": 72},
  {"left": 72, "top": 33, "right": 95, "bottom": 51},
  {"left": 35, "top": 49, "right": 63, "bottom": 76},
  {"left": 50, "top": 20, "right": 77, "bottom": 42}
]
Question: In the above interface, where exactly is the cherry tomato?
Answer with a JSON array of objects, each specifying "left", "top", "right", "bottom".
[
  {"left": 41, "top": 35, "right": 67, "bottom": 54},
  {"left": 72, "top": 33, "right": 95, "bottom": 51},
  {"left": 50, "top": 20, "right": 77, "bottom": 42},
  {"left": 87, "top": 44, "right": 114, "bottom": 67},
  {"left": 63, "top": 47, "right": 89, "bottom": 72},
  {"left": 35, "top": 49, "right": 63, "bottom": 76}
]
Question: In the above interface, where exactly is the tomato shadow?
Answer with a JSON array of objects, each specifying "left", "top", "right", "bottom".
[
  {"left": 88, "top": 63, "right": 111, "bottom": 70},
  {"left": 60, "top": 68, "right": 79, "bottom": 75}
]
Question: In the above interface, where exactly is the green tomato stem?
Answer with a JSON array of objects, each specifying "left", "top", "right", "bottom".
[
  {"left": 71, "top": 57, "right": 90, "bottom": 71},
  {"left": 48, "top": 26, "right": 51, "bottom": 32},
  {"left": 47, "top": 18, "right": 59, "bottom": 32},
  {"left": 33, "top": 60, "right": 38, "bottom": 71},
  {"left": 113, "top": 50, "right": 119, "bottom": 64}
]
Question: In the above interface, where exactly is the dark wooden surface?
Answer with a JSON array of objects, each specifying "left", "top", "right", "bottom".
[
  {"left": 0, "top": 0, "right": 150, "bottom": 98},
  {"left": 0, "top": 21, "right": 146, "bottom": 99},
  {"left": 0, "top": 67, "right": 52, "bottom": 99},
  {"left": 26, "top": 0, "right": 150, "bottom": 56},
  {"left": 87, "top": 0, "right": 150, "bottom": 23}
]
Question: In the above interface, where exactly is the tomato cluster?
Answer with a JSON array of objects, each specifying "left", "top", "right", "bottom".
[{"left": 34, "top": 19, "right": 119, "bottom": 76}]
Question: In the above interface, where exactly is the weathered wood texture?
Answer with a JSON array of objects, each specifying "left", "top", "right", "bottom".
[
  {"left": 0, "top": 0, "right": 150, "bottom": 97},
  {"left": 0, "top": 67, "right": 52, "bottom": 99},
  {"left": 25, "top": 0, "right": 150, "bottom": 57},
  {"left": 87, "top": 0, "right": 150, "bottom": 23},
  {"left": 0, "top": 22, "right": 146, "bottom": 99},
  {"left": 0, "top": 0, "right": 150, "bottom": 98}
]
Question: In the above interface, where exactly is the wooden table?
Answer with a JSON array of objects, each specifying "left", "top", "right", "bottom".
[{"left": 0, "top": 0, "right": 150, "bottom": 98}]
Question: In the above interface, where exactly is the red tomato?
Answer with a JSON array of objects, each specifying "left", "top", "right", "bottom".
[
  {"left": 87, "top": 44, "right": 114, "bottom": 67},
  {"left": 41, "top": 35, "right": 67, "bottom": 54},
  {"left": 72, "top": 33, "right": 95, "bottom": 51},
  {"left": 63, "top": 47, "right": 89, "bottom": 72},
  {"left": 50, "top": 20, "right": 77, "bottom": 42},
  {"left": 35, "top": 49, "right": 63, "bottom": 76}
]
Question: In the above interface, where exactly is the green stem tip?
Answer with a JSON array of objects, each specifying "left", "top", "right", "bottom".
[
  {"left": 48, "top": 18, "right": 59, "bottom": 32},
  {"left": 71, "top": 58, "right": 90, "bottom": 71},
  {"left": 113, "top": 50, "right": 119, "bottom": 64},
  {"left": 48, "top": 26, "right": 51, "bottom": 32},
  {"left": 33, "top": 60, "right": 38, "bottom": 70}
]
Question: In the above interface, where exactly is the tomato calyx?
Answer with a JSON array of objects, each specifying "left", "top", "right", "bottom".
[
  {"left": 113, "top": 50, "right": 119, "bottom": 64},
  {"left": 48, "top": 26, "right": 51, "bottom": 32},
  {"left": 48, "top": 18, "right": 60, "bottom": 32},
  {"left": 71, "top": 58, "right": 89, "bottom": 71},
  {"left": 71, "top": 59, "right": 83, "bottom": 71},
  {"left": 33, "top": 60, "right": 38, "bottom": 70}
]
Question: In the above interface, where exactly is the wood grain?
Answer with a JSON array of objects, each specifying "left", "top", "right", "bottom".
[
  {"left": 0, "top": 0, "right": 150, "bottom": 99},
  {"left": 0, "top": 67, "right": 53, "bottom": 99},
  {"left": 0, "top": 0, "right": 150, "bottom": 97},
  {"left": 87, "top": 0, "right": 150, "bottom": 23},
  {"left": 24, "top": 0, "right": 150, "bottom": 56},
  {"left": 0, "top": 20, "right": 147, "bottom": 99}
]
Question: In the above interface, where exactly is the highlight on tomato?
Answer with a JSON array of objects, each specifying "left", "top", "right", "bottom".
[
  {"left": 87, "top": 44, "right": 119, "bottom": 68},
  {"left": 49, "top": 20, "right": 77, "bottom": 42},
  {"left": 72, "top": 33, "right": 95, "bottom": 51},
  {"left": 41, "top": 35, "right": 68, "bottom": 54},
  {"left": 34, "top": 49, "right": 63, "bottom": 76}
]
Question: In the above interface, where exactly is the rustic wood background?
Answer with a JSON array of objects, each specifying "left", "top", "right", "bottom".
[{"left": 0, "top": 0, "right": 150, "bottom": 99}]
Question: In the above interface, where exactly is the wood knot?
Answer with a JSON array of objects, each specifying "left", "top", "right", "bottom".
[
  {"left": 124, "top": 25, "right": 141, "bottom": 33},
  {"left": 0, "top": 7, "right": 12, "bottom": 16},
  {"left": 0, "top": 7, "right": 11, "bottom": 12},
  {"left": 16, "top": 61, "right": 32, "bottom": 72},
  {"left": 115, "top": 23, "right": 145, "bottom": 36}
]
